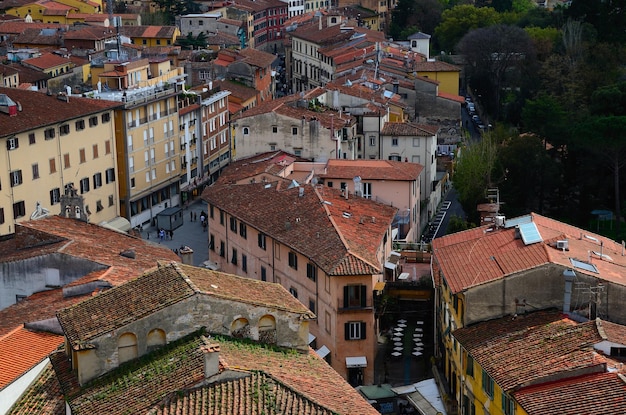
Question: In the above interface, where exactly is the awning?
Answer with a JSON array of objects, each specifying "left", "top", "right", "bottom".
[
  {"left": 374, "top": 281, "right": 386, "bottom": 292},
  {"left": 384, "top": 261, "right": 397, "bottom": 270},
  {"left": 308, "top": 333, "right": 316, "bottom": 345},
  {"left": 99, "top": 216, "right": 131, "bottom": 233},
  {"left": 346, "top": 356, "right": 367, "bottom": 368},
  {"left": 316, "top": 345, "right": 330, "bottom": 358}
]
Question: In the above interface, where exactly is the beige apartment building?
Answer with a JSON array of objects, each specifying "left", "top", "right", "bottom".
[
  {"left": 202, "top": 153, "right": 398, "bottom": 386},
  {"left": 0, "top": 88, "right": 120, "bottom": 236},
  {"left": 90, "top": 57, "right": 187, "bottom": 227}
]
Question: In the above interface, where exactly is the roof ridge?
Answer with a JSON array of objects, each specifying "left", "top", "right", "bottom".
[{"left": 315, "top": 185, "right": 350, "bottom": 253}]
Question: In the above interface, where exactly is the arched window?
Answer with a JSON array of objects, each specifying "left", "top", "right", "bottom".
[
  {"left": 147, "top": 328, "right": 166, "bottom": 351},
  {"left": 118, "top": 332, "right": 138, "bottom": 363},
  {"left": 258, "top": 314, "right": 277, "bottom": 344},
  {"left": 231, "top": 317, "right": 250, "bottom": 339},
  {"left": 242, "top": 127, "right": 250, "bottom": 135}
]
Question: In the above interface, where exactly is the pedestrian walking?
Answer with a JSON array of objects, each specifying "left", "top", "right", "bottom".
[
  {"left": 200, "top": 214, "right": 205, "bottom": 225},
  {"left": 194, "top": 212, "right": 197, "bottom": 221},
  {"left": 159, "top": 228, "right": 165, "bottom": 242},
  {"left": 190, "top": 211, "right": 193, "bottom": 221},
  {"left": 170, "top": 229, "right": 174, "bottom": 240}
]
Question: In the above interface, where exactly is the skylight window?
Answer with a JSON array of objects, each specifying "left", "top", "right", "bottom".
[
  {"left": 570, "top": 258, "right": 599, "bottom": 274},
  {"left": 592, "top": 251, "right": 613, "bottom": 261}
]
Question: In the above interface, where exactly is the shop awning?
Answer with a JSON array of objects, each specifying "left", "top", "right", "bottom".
[
  {"left": 316, "top": 345, "right": 330, "bottom": 358},
  {"left": 308, "top": 333, "right": 316, "bottom": 345},
  {"left": 346, "top": 356, "right": 367, "bottom": 368}
]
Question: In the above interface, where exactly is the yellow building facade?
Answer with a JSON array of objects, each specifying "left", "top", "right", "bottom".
[{"left": 0, "top": 88, "right": 120, "bottom": 236}]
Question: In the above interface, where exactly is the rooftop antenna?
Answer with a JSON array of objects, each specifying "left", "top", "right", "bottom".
[{"left": 106, "top": 0, "right": 122, "bottom": 60}]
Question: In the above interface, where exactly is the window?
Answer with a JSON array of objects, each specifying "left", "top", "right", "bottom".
[
  {"left": 79, "top": 148, "right": 86, "bottom": 163},
  {"left": 49, "top": 158, "right": 56, "bottom": 173},
  {"left": 306, "top": 263, "right": 317, "bottom": 282},
  {"left": 343, "top": 285, "right": 366, "bottom": 308},
  {"left": 345, "top": 321, "right": 366, "bottom": 340},
  {"left": 10, "top": 170, "right": 22, "bottom": 187},
  {"left": 363, "top": 182, "right": 372, "bottom": 199},
  {"left": 502, "top": 393, "right": 514, "bottom": 415},
  {"left": 102, "top": 112, "right": 111, "bottom": 123},
  {"left": 392, "top": 137, "right": 398, "bottom": 146},
  {"left": 261, "top": 266, "right": 267, "bottom": 281},
  {"left": 93, "top": 172, "right": 102, "bottom": 189},
  {"left": 230, "top": 216, "right": 237, "bottom": 232},
  {"left": 130, "top": 177, "right": 135, "bottom": 188},
  {"left": 44, "top": 128, "right": 55, "bottom": 140},
  {"left": 231, "top": 247, "right": 238, "bottom": 265},
  {"left": 32, "top": 163, "right": 39, "bottom": 180},
  {"left": 482, "top": 370, "right": 494, "bottom": 399},
  {"left": 59, "top": 124, "right": 69, "bottom": 135},
  {"left": 288, "top": 251, "right": 298, "bottom": 269},
  {"left": 109, "top": 195, "right": 114, "bottom": 207},
  {"left": 96, "top": 200, "right": 103, "bottom": 212},
  {"left": 240, "top": 223, "right": 247, "bottom": 239},
  {"left": 89, "top": 116, "right": 98, "bottom": 127},
  {"left": 79, "top": 177, "right": 89, "bottom": 193},
  {"left": 7, "top": 136, "right": 19, "bottom": 150},
  {"left": 258, "top": 232, "right": 266, "bottom": 250},
  {"left": 289, "top": 287, "right": 298, "bottom": 298},
  {"left": 75, "top": 119, "right": 85, "bottom": 130},
  {"left": 13, "top": 201, "right": 25, "bottom": 219},
  {"left": 219, "top": 241, "right": 225, "bottom": 257},
  {"left": 242, "top": 254, "right": 247, "bottom": 272},
  {"left": 309, "top": 299, "right": 315, "bottom": 313},
  {"left": 64, "top": 153, "right": 70, "bottom": 169},
  {"left": 0, "top": 208, "right": 3, "bottom": 224},
  {"left": 50, "top": 188, "right": 61, "bottom": 205},
  {"left": 272, "top": 126, "right": 278, "bottom": 133},
  {"left": 219, "top": 210, "right": 224, "bottom": 225},
  {"left": 93, "top": 144, "right": 99, "bottom": 159},
  {"left": 292, "top": 127, "right": 298, "bottom": 135},
  {"left": 29, "top": 133, "right": 35, "bottom": 144},
  {"left": 106, "top": 168, "right": 115, "bottom": 183},
  {"left": 242, "top": 127, "right": 250, "bottom": 135},
  {"left": 105, "top": 140, "right": 111, "bottom": 154},
  {"left": 466, "top": 355, "right": 474, "bottom": 376}
]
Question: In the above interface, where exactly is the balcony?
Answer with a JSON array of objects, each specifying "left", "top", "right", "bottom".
[{"left": 337, "top": 299, "right": 373, "bottom": 313}]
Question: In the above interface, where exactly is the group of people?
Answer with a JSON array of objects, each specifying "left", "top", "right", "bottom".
[
  {"left": 188, "top": 210, "right": 208, "bottom": 231},
  {"left": 158, "top": 228, "right": 174, "bottom": 242}
]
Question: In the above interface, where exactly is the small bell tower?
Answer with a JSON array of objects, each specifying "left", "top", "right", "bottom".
[{"left": 59, "top": 183, "right": 88, "bottom": 222}]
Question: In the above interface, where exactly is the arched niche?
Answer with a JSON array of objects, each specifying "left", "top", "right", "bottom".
[
  {"left": 231, "top": 317, "right": 250, "bottom": 339},
  {"left": 118, "top": 332, "right": 138, "bottom": 363},
  {"left": 147, "top": 328, "right": 166, "bottom": 351},
  {"left": 258, "top": 314, "right": 277, "bottom": 344}
]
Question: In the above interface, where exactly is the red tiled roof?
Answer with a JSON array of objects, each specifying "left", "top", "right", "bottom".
[
  {"left": 57, "top": 262, "right": 314, "bottom": 350},
  {"left": 239, "top": 47, "right": 276, "bottom": 68},
  {"left": 0, "top": 21, "right": 67, "bottom": 35},
  {"left": 322, "top": 159, "right": 423, "bottom": 181},
  {"left": 438, "top": 90, "right": 464, "bottom": 103},
  {"left": 514, "top": 372, "right": 626, "bottom": 415},
  {"left": 6, "top": 360, "right": 64, "bottom": 415},
  {"left": 415, "top": 60, "right": 461, "bottom": 72},
  {"left": 119, "top": 25, "right": 177, "bottom": 39},
  {"left": 432, "top": 213, "right": 626, "bottom": 294},
  {"left": 22, "top": 52, "right": 71, "bottom": 70},
  {"left": 0, "top": 87, "right": 120, "bottom": 138},
  {"left": 213, "top": 78, "right": 257, "bottom": 101},
  {"left": 202, "top": 178, "right": 396, "bottom": 276},
  {"left": 0, "top": 327, "right": 63, "bottom": 390},
  {"left": 381, "top": 122, "right": 439, "bottom": 136},
  {"left": 453, "top": 310, "right": 605, "bottom": 392}
]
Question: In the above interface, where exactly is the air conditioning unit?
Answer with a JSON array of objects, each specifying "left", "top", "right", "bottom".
[
  {"left": 556, "top": 240, "right": 569, "bottom": 250},
  {"left": 494, "top": 215, "right": 505, "bottom": 228}
]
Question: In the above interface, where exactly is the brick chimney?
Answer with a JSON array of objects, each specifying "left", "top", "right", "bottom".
[{"left": 201, "top": 341, "right": 221, "bottom": 379}]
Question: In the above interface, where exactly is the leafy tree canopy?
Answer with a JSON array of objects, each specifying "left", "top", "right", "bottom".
[{"left": 434, "top": 5, "right": 501, "bottom": 53}]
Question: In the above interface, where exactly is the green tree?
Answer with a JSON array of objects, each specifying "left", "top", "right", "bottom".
[
  {"left": 524, "top": 26, "right": 560, "bottom": 61},
  {"left": 389, "top": 0, "right": 443, "bottom": 41},
  {"left": 575, "top": 116, "right": 626, "bottom": 238},
  {"left": 453, "top": 133, "right": 499, "bottom": 221},
  {"left": 521, "top": 93, "right": 568, "bottom": 153},
  {"left": 434, "top": 5, "right": 501, "bottom": 53}
]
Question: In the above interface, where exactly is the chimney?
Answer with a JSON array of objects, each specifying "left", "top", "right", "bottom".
[
  {"left": 563, "top": 269, "right": 576, "bottom": 314},
  {"left": 201, "top": 341, "right": 221, "bottom": 379}
]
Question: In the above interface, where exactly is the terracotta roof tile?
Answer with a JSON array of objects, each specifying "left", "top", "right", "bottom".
[
  {"left": 22, "top": 52, "right": 72, "bottom": 70},
  {"left": 0, "top": 21, "right": 67, "bottom": 35},
  {"left": 514, "top": 372, "right": 626, "bottom": 415},
  {"left": 432, "top": 213, "right": 626, "bottom": 293},
  {"left": 213, "top": 79, "right": 257, "bottom": 101},
  {"left": 0, "top": 327, "right": 63, "bottom": 390},
  {"left": 0, "top": 87, "right": 120, "bottom": 138},
  {"left": 119, "top": 25, "right": 177, "bottom": 39},
  {"left": 239, "top": 47, "right": 276, "bottom": 68},
  {"left": 414, "top": 60, "right": 461, "bottom": 72},
  {"left": 45, "top": 330, "right": 378, "bottom": 415},
  {"left": 56, "top": 262, "right": 314, "bottom": 350},
  {"left": 381, "top": 122, "right": 439, "bottom": 136},
  {"left": 453, "top": 310, "right": 605, "bottom": 392},
  {"left": 202, "top": 178, "right": 396, "bottom": 276},
  {"left": 322, "top": 159, "right": 422, "bottom": 181},
  {"left": 7, "top": 360, "right": 65, "bottom": 415}
]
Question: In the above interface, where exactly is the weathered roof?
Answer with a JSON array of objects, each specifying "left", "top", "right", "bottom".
[
  {"left": 203, "top": 179, "right": 396, "bottom": 276},
  {"left": 322, "top": 159, "right": 423, "bottom": 181},
  {"left": 453, "top": 309, "right": 606, "bottom": 392},
  {"left": 119, "top": 25, "right": 177, "bottom": 39},
  {"left": 33, "top": 330, "right": 379, "bottom": 415},
  {"left": 0, "top": 87, "right": 120, "bottom": 138},
  {"left": 381, "top": 122, "right": 439, "bottom": 136},
  {"left": 514, "top": 372, "right": 626, "bottom": 415},
  {"left": 56, "top": 262, "right": 314, "bottom": 350},
  {"left": 22, "top": 52, "right": 71, "bottom": 70},
  {"left": 432, "top": 213, "right": 626, "bottom": 294}
]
